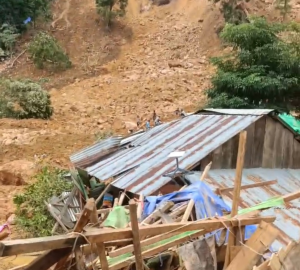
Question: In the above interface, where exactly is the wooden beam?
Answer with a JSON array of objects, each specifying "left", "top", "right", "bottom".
[
  {"left": 216, "top": 180, "right": 277, "bottom": 195},
  {"left": 82, "top": 239, "right": 133, "bottom": 254},
  {"left": 129, "top": 200, "right": 144, "bottom": 270},
  {"left": 200, "top": 161, "right": 212, "bottom": 181},
  {"left": 108, "top": 231, "right": 181, "bottom": 258},
  {"left": 90, "top": 202, "right": 109, "bottom": 270},
  {"left": 141, "top": 201, "right": 174, "bottom": 225},
  {"left": 137, "top": 194, "right": 144, "bottom": 222},
  {"left": 23, "top": 248, "right": 72, "bottom": 270},
  {"left": 1, "top": 216, "right": 276, "bottom": 257},
  {"left": 226, "top": 221, "right": 279, "bottom": 270},
  {"left": 109, "top": 230, "right": 204, "bottom": 270},
  {"left": 181, "top": 199, "right": 194, "bottom": 222},
  {"left": 118, "top": 192, "right": 126, "bottom": 206},
  {"left": 282, "top": 190, "right": 300, "bottom": 203},
  {"left": 54, "top": 198, "right": 95, "bottom": 270},
  {"left": 224, "top": 131, "right": 247, "bottom": 269}
]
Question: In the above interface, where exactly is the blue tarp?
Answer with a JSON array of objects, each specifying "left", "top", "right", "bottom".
[{"left": 143, "top": 181, "right": 257, "bottom": 244}]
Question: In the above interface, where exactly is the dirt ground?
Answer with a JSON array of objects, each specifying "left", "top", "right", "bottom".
[{"left": 0, "top": 0, "right": 300, "bottom": 268}]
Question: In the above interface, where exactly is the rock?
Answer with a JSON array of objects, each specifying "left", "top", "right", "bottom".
[
  {"left": 168, "top": 61, "right": 184, "bottom": 68},
  {"left": 7, "top": 214, "right": 16, "bottom": 225}
]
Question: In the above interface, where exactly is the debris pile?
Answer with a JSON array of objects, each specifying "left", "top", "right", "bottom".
[{"left": 1, "top": 125, "right": 300, "bottom": 270}]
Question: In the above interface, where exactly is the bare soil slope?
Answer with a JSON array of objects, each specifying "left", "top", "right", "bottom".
[{"left": 0, "top": 0, "right": 299, "bottom": 226}]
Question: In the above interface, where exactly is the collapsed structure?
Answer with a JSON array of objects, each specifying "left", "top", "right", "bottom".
[{"left": 1, "top": 109, "right": 300, "bottom": 270}]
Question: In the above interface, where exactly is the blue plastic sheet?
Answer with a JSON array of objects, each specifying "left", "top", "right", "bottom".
[{"left": 143, "top": 181, "right": 257, "bottom": 244}]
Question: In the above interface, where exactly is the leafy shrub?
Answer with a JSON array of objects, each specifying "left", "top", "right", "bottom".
[
  {"left": 96, "top": 0, "right": 128, "bottom": 27},
  {"left": 13, "top": 167, "right": 72, "bottom": 237},
  {"left": 0, "top": 24, "right": 20, "bottom": 55},
  {"left": 206, "top": 17, "right": 300, "bottom": 113},
  {"left": 28, "top": 32, "right": 71, "bottom": 70},
  {"left": 0, "top": 79, "right": 53, "bottom": 119}
]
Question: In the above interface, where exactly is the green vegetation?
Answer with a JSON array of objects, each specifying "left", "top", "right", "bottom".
[
  {"left": 0, "top": 0, "right": 52, "bottom": 30},
  {"left": 28, "top": 32, "right": 72, "bottom": 70},
  {"left": 0, "top": 24, "right": 19, "bottom": 57},
  {"left": 0, "top": 79, "right": 53, "bottom": 119},
  {"left": 95, "top": 0, "right": 128, "bottom": 27},
  {"left": 95, "top": 130, "right": 114, "bottom": 141},
  {"left": 206, "top": 17, "right": 300, "bottom": 114},
  {"left": 13, "top": 167, "right": 72, "bottom": 237}
]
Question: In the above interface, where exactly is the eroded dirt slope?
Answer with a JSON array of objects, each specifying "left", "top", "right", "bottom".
[{"left": 0, "top": 0, "right": 300, "bottom": 227}]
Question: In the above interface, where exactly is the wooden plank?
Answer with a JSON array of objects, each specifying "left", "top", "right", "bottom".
[
  {"left": 217, "top": 180, "right": 277, "bottom": 195},
  {"left": 229, "top": 246, "right": 243, "bottom": 262},
  {"left": 244, "top": 123, "right": 255, "bottom": 168},
  {"left": 262, "top": 117, "right": 276, "bottom": 168},
  {"left": 224, "top": 131, "right": 247, "bottom": 269},
  {"left": 221, "top": 138, "right": 234, "bottom": 169},
  {"left": 292, "top": 139, "right": 300, "bottom": 169},
  {"left": 1, "top": 216, "right": 276, "bottom": 257},
  {"left": 153, "top": 203, "right": 188, "bottom": 225},
  {"left": 282, "top": 190, "right": 300, "bottom": 203},
  {"left": 141, "top": 201, "right": 174, "bottom": 225},
  {"left": 212, "top": 146, "right": 223, "bottom": 169},
  {"left": 137, "top": 194, "right": 144, "bottom": 222},
  {"left": 81, "top": 239, "right": 133, "bottom": 255},
  {"left": 281, "top": 128, "right": 293, "bottom": 168},
  {"left": 75, "top": 247, "right": 85, "bottom": 270},
  {"left": 181, "top": 199, "right": 194, "bottom": 222},
  {"left": 129, "top": 200, "right": 144, "bottom": 270},
  {"left": 227, "top": 221, "right": 279, "bottom": 270},
  {"left": 23, "top": 248, "right": 72, "bottom": 270},
  {"left": 45, "top": 202, "right": 69, "bottom": 233},
  {"left": 231, "top": 135, "right": 239, "bottom": 169},
  {"left": 54, "top": 198, "right": 95, "bottom": 270},
  {"left": 252, "top": 117, "right": 266, "bottom": 167},
  {"left": 90, "top": 202, "right": 109, "bottom": 270},
  {"left": 254, "top": 259, "right": 270, "bottom": 270},
  {"left": 52, "top": 188, "right": 77, "bottom": 234},
  {"left": 96, "top": 242, "right": 109, "bottom": 270},
  {"left": 268, "top": 253, "right": 281, "bottom": 270},
  {"left": 95, "top": 183, "right": 112, "bottom": 205},
  {"left": 200, "top": 162, "right": 212, "bottom": 181},
  {"left": 108, "top": 231, "right": 182, "bottom": 258},
  {"left": 118, "top": 192, "right": 126, "bottom": 206},
  {"left": 109, "top": 230, "right": 204, "bottom": 270},
  {"left": 273, "top": 121, "right": 284, "bottom": 168}
]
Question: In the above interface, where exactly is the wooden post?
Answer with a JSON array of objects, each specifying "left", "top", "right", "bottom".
[
  {"left": 54, "top": 198, "right": 95, "bottom": 270},
  {"left": 224, "top": 131, "right": 247, "bottom": 269},
  {"left": 200, "top": 161, "right": 212, "bottom": 181},
  {"left": 129, "top": 200, "right": 144, "bottom": 270},
  {"left": 90, "top": 202, "right": 109, "bottom": 270}
]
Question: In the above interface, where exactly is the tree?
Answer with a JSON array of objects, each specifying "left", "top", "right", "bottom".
[
  {"left": 276, "top": 0, "right": 292, "bottom": 21},
  {"left": 206, "top": 17, "right": 300, "bottom": 114},
  {"left": 0, "top": 0, "right": 52, "bottom": 31},
  {"left": 0, "top": 79, "right": 53, "bottom": 119},
  {"left": 28, "top": 32, "right": 72, "bottom": 70},
  {"left": 0, "top": 24, "right": 19, "bottom": 55},
  {"left": 95, "top": 0, "right": 128, "bottom": 28}
]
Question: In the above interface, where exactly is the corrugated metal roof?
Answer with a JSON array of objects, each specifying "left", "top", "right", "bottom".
[
  {"left": 199, "top": 109, "right": 274, "bottom": 115},
  {"left": 70, "top": 136, "right": 122, "bottom": 168},
  {"left": 87, "top": 114, "right": 263, "bottom": 194},
  {"left": 185, "top": 169, "right": 300, "bottom": 251}
]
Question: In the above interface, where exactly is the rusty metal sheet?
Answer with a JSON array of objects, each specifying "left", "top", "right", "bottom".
[
  {"left": 70, "top": 136, "right": 122, "bottom": 168},
  {"left": 185, "top": 168, "right": 300, "bottom": 251},
  {"left": 199, "top": 109, "right": 274, "bottom": 115},
  {"left": 88, "top": 114, "right": 262, "bottom": 194}
]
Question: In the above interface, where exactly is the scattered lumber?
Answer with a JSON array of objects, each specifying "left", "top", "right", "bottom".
[
  {"left": 227, "top": 221, "right": 279, "bottom": 270},
  {"left": 1, "top": 216, "right": 275, "bottom": 257},
  {"left": 216, "top": 180, "right": 278, "bottom": 195},
  {"left": 224, "top": 131, "right": 247, "bottom": 269}
]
